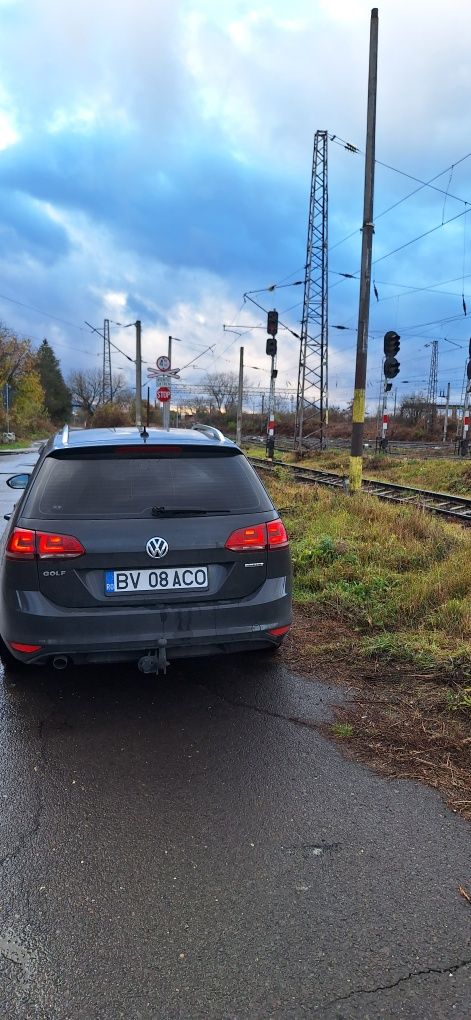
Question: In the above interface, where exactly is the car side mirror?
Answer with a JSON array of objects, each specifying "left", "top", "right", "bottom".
[{"left": 6, "top": 473, "right": 30, "bottom": 490}]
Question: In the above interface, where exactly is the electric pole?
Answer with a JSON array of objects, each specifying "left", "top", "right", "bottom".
[
  {"left": 349, "top": 8, "right": 379, "bottom": 492},
  {"left": 295, "top": 130, "right": 329, "bottom": 452},
  {"left": 236, "top": 347, "right": 244, "bottom": 447},
  {"left": 441, "top": 382, "right": 450, "bottom": 442},
  {"left": 102, "top": 318, "right": 112, "bottom": 403},
  {"left": 135, "top": 320, "right": 142, "bottom": 427},
  {"left": 426, "top": 340, "right": 438, "bottom": 434},
  {"left": 266, "top": 311, "right": 278, "bottom": 458},
  {"left": 459, "top": 340, "right": 471, "bottom": 455}
]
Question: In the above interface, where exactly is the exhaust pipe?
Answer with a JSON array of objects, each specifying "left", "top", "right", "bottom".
[{"left": 52, "top": 655, "right": 69, "bottom": 670}]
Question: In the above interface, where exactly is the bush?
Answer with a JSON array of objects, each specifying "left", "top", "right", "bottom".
[{"left": 91, "top": 404, "right": 132, "bottom": 428}]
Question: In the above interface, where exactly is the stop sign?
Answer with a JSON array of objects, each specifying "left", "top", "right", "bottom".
[{"left": 157, "top": 385, "right": 171, "bottom": 403}]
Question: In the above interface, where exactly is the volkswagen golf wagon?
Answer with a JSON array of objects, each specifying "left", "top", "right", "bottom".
[{"left": 0, "top": 425, "right": 292, "bottom": 673}]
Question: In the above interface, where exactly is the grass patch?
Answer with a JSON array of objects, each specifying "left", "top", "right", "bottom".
[
  {"left": 245, "top": 446, "right": 471, "bottom": 496},
  {"left": 330, "top": 721, "right": 354, "bottom": 739},
  {"left": 299, "top": 450, "right": 471, "bottom": 496},
  {"left": 256, "top": 470, "right": 471, "bottom": 819}
]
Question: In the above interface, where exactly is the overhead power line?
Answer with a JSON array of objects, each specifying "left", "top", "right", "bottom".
[{"left": 329, "top": 134, "right": 471, "bottom": 206}]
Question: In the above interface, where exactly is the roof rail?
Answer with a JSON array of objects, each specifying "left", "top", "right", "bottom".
[
  {"left": 61, "top": 424, "right": 69, "bottom": 446},
  {"left": 191, "top": 423, "right": 225, "bottom": 442}
]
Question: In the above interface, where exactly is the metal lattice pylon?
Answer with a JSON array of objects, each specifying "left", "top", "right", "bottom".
[
  {"left": 426, "top": 340, "right": 438, "bottom": 433},
  {"left": 102, "top": 318, "right": 112, "bottom": 403},
  {"left": 295, "top": 130, "right": 328, "bottom": 450}
]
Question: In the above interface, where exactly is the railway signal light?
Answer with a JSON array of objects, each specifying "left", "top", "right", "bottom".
[
  {"left": 266, "top": 336, "right": 277, "bottom": 357},
  {"left": 384, "top": 331, "right": 400, "bottom": 379},
  {"left": 384, "top": 330, "right": 400, "bottom": 357},
  {"left": 267, "top": 310, "right": 278, "bottom": 337},
  {"left": 384, "top": 357, "right": 400, "bottom": 379}
]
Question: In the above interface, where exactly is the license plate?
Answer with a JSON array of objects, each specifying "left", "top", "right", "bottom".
[{"left": 105, "top": 566, "right": 208, "bottom": 594}]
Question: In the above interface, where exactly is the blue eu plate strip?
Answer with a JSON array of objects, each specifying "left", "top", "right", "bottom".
[{"left": 105, "top": 571, "right": 115, "bottom": 593}]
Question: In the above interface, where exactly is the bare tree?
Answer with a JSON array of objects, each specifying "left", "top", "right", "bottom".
[
  {"left": 203, "top": 372, "right": 239, "bottom": 413},
  {"left": 397, "top": 393, "right": 429, "bottom": 426},
  {"left": 69, "top": 369, "right": 129, "bottom": 418},
  {"left": 68, "top": 368, "right": 102, "bottom": 418}
]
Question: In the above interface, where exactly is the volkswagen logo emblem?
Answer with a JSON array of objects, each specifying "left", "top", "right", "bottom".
[{"left": 146, "top": 536, "right": 169, "bottom": 559}]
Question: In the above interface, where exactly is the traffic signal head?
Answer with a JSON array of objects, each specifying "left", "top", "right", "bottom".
[
  {"left": 384, "top": 356, "right": 400, "bottom": 379},
  {"left": 266, "top": 336, "right": 277, "bottom": 357},
  {"left": 384, "top": 330, "right": 400, "bottom": 357},
  {"left": 267, "top": 310, "right": 278, "bottom": 337}
]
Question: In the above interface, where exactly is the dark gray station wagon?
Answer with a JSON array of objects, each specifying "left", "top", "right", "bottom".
[{"left": 0, "top": 425, "right": 292, "bottom": 673}]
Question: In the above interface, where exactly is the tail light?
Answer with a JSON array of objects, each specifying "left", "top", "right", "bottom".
[
  {"left": 6, "top": 528, "right": 85, "bottom": 560},
  {"left": 37, "top": 533, "right": 85, "bottom": 558},
  {"left": 267, "top": 519, "right": 289, "bottom": 548},
  {"left": 225, "top": 524, "right": 266, "bottom": 551},
  {"left": 6, "top": 528, "right": 35, "bottom": 559},
  {"left": 225, "top": 519, "right": 289, "bottom": 552}
]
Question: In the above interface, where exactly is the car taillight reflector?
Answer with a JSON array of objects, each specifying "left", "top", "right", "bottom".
[
  {"left": 8, "top": 642, "right": 42, "bottom": 653},
  {"left": 6, "top": 528, "right": 85, "bottom": 559},
  {"left": 267, "top": 625, "right": 291, "bottom": 637},
  {"left": 267, "top": 519, "right": 289, "bottom": 548},
  {"left": 225, "top": 524, "right": 266, "bottom": 551},
  {"left": 37, "top": 532, "right": 85, "bottom": 558},
  {"left": 6, "top": 528, "right": 35, "bottom": 559}
]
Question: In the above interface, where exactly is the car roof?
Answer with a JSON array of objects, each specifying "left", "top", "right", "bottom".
[{"left": 50, "top": 425, "right": 237, "bottom": 452}]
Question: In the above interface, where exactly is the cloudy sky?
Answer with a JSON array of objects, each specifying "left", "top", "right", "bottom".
[{"left": 0, "top": 0, "right": 471, "bottom": 412}]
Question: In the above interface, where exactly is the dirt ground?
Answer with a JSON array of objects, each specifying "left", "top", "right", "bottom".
[{"left": 281, "top": 606, "right": 471, "bottom": 822}]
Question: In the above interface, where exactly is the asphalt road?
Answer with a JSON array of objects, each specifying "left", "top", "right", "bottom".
[{"left": 0, "top": 452, "right": 470, "bottom": 1020}]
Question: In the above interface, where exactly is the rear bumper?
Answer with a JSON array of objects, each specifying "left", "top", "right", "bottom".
[{"left": 1, "top": 577, "right": 292, "bottom": 665}]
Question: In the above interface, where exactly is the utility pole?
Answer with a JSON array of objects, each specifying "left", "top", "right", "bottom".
[
  {"left": 295, "top": 130, "right": 329, "bottom": 451},
  {"left": 236, "top": 346, "right": 244, "bottom": 447},
  {"left": 162, "top": 335, "right": 172, "bottom": 430},
  {"left": 266, "top": 311, "right": 278, "bottom": 458},
  {"left": 426, "top": 340, "right": 439, "bottom": 434},
  {"left": 459, "top": 340, "right": 471, "bottom": 455},
  {"left": 442, "top": 382, "right": 450, "bottom": 442},
  {"left": 349, "top": 8, "right": 379, "bottom": 492},
  {"left": 102, "top": 318, "right": 112, "bottom": 403},
  {"left": 135, "top": 320, "right": 142, "bottom": 427}
]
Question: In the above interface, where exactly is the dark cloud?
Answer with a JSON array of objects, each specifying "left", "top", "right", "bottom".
[{"left": 0, "top": 127, "right": 305, "bottom": 277}]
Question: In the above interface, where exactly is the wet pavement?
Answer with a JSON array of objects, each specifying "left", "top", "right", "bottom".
[
  {"left": 0, "top": 452, "right": 470, "bottom": 1019},
  {"left": 1, "top": 656, "right": 471, "bottom": 1020}
]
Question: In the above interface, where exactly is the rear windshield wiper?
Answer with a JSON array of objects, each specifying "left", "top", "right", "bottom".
[{"left": 151, "top": 506, "right": 230, "bottom": 517}]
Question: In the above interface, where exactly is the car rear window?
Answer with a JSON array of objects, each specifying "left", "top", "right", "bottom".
[{"left": 22, "top": 447, "right": 273, "bottom": 519}]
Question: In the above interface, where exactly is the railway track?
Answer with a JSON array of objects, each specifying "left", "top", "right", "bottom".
[{"left": 248, "top": 457, "right": 471, "bottom": 525}]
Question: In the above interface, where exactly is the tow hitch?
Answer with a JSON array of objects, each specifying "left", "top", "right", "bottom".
[{"left": 138, "top": 642, "right": 169, "bottom": 676}]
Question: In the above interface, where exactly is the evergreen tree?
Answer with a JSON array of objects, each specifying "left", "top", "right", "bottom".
[{"left": 36, "top": 339, "right": 72, "bottom": 424}]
